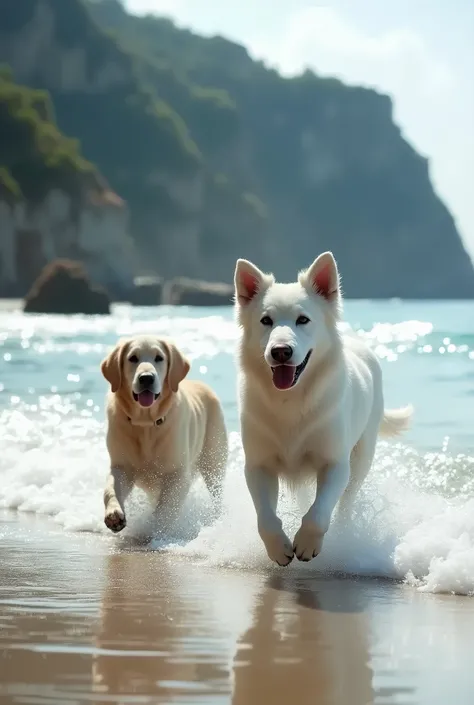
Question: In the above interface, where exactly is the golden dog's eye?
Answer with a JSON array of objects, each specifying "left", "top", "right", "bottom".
[
  {"left": 260, "top": 316, "right": 273, "bottom": 326},
  {"left": 155, "top": 355, "right": 163, "bottom": 363},
  {"left": 129, "top": 355, "right": 139, "bottom": 364},
  {"left": 296, "top": 315, "right": 310, "bottom": 325}
]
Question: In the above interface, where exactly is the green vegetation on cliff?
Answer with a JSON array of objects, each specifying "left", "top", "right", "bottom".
[
  {"left": 0, "top": 66, "right": 96, "bottom": 203},
  {"left": 0, "top": 0, "right": 473, "bottom": 297}
]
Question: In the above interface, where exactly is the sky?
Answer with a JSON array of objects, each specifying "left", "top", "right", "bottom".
[{"left": 125, "top": 0, "right": 474, "bottom": 256}]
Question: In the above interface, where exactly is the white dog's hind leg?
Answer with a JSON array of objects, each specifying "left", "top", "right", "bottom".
[
  {"left": 337, "top": 430, "right": 378, "bottom": 520},
  {"left": 293, "top": 460, "right": 351, "bottom": 561},
  {"left": 245, "top": 465, "right": 294, "bottom": 566}
]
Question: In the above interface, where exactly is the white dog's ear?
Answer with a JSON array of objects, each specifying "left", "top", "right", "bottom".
[
  {"left": 234, "top": 259, "right": 267, "bottom": 306},
  {"left": 101, "top": 340, "right": 129, "bottom": 393},
  {"left": 163, "top": 341, "right": 190, "bottom": 393},
  {"left": 302, "top": 252, "right": 341, "bottom": 307}
]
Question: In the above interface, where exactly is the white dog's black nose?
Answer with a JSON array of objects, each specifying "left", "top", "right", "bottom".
[
  {"left": 138, "top": 372, "right": 155, "bottom": 388},
  {"left": 271, "top": 345, "right": 293, "bottom": 363}
]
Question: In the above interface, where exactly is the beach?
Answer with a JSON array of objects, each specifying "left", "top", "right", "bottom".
[
  {"left": 1, "top": 511, "right": 473, "bottom": 705},
  {"left": 1, "top": 301, "right": 474, "bottom": 704}
]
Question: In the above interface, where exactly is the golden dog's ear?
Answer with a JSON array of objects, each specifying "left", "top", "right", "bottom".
[
  {"left": 163, "top": 341, "right": 190, "bottom": 393},
  {"left": 101, "top": 340, "right": 129, "bottom": 393}
]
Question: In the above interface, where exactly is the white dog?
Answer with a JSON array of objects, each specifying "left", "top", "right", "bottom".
[{"left": 234, "top": 251, "right": 412, "bottom": 566}]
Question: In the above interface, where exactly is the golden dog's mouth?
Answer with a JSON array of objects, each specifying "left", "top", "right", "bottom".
[
  {"left": 271, "top": 350, "right": 312, "bottom": 391},
  {"left": 133, "top": 391, "right": 160, "bottom": 407}
]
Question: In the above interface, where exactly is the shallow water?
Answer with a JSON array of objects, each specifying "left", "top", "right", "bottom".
[{"left": 0, "top": 300, "right": 474, "bottom": 703}]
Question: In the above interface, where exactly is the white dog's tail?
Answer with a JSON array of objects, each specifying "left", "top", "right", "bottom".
[{"left": 379, "top": 405, "right": 414, "bottom": 437}]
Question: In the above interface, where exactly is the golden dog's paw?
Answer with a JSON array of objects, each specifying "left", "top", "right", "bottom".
[
  {"left": 293, "top": 522, "right": 325, "bottom": 562},
  {"left": 260, "top": 528, "right": 294, "bottom": 567},
  {"left": 104, "top": 508, "right": 126, "bottom": 533}
]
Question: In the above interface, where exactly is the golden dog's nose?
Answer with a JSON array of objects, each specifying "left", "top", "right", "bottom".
[{"left": 138, "top": 372, "right": 155, "bottom": 388}]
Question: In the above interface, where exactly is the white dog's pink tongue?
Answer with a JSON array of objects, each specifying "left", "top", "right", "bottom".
[
  {"left": 137, "top": 390, "right": 155, "bottom": 407},
  {"left": 272, "top": 365, "right": 295, "bottom": 390}
]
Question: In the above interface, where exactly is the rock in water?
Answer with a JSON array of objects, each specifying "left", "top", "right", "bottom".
[
  {"left": 129, "top": 276, "right": 163, "bottom": 306},
  {"left": 163, "top": 278, "right": 233, "bottom": 306},
  {"left": 23, "top": 259, "right": 110, "bottom": 314}
]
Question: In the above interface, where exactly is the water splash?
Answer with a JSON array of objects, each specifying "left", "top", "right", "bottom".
[{"left": 1, "top": 410, "right": 473, "bottom": 595}]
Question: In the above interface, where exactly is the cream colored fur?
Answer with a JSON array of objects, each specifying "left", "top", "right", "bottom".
[
  {"left": 234, "top": 252, "right": 413, "bottom": 566},
  {"left": 101, "top": 335, "right": 228, "bottom": 534}
]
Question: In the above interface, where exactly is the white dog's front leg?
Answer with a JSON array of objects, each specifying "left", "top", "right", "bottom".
[
  {"left": 245, "top": 465, "right": 294, "bottom": 566},
  {"left": 293, "top": 460, "right": 350, "bottom": 561}
]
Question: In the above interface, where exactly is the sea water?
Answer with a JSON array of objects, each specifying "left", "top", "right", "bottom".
[{"left": 1, "top": 300, "right": 473, "bottom": 595}]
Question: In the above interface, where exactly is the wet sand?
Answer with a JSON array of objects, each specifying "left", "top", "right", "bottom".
[{"left": 0, "top": 511, "right": 472, "bottom": 705}]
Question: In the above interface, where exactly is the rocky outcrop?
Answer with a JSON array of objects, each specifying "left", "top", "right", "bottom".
[
  {"left": 24, "top": 259, "right": 110, "bottom": 314},
  {"left": 163, "top": 277, "right": 233, "bottom": 306},
  {"left": 0, "top": 187, "right": 135, "bottom": 298},
  {"left": 0, "top": 69, "right": 136, "bottom": 298}
]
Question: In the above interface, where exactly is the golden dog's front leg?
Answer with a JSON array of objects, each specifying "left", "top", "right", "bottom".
[
  {"left": 245, "top": 465, "right": 294, "bottom": 566},
  {"left": 104, "top": 467, "right": 133, "bottom": 533},
  {"left": 293, "top": 460, "right": 351, "bottom": 561}
]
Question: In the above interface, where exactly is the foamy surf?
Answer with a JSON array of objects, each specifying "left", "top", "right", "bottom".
[{"left": 1, "top": 408, "right": 473, "bottom": 596}]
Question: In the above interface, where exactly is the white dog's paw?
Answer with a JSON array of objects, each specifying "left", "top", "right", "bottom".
[
  {"left": 260, "top": 528, "right": 294, "bottom": 567},
  {"left": 293, "top": 522, "right": 325, "bottom": 562},
  {"left": 104, "top": 507, "right": 126, "bottom": 533}
]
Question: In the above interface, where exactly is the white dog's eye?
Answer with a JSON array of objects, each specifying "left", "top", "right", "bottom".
[
  {"left": 129, "top": 355, "right": 139, "bottom": 364},
  {"left": 260, "top": 316, "right": 273, "bottom": 326},
  {"left": 154, "top": 354, "right": 163, "bottom": 363},
  {"left": 296, "top": 315, "right": 310, "bottom": 325}
]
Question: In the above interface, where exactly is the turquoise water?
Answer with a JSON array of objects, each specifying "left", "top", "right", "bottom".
[
  {"left": 1, "top": 300, "right": 474, "bottom": 594},
  {"left": 1, "top": 300, "right": 473, "bottom": 451}
]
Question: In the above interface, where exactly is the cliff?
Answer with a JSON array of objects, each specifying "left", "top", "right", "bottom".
[
  {"left": 0, "top": 66, "right": 134, "bottom": 297},
  {"left": 1, "top": 0, "right": 473, "bottom": 298},
  {"left": 0, "top": 0, "right": 266, "bottom": 288}
]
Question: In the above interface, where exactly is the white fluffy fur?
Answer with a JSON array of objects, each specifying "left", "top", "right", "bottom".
[{"left": 234, "top": 252, "right": 413, "bottom": 566}]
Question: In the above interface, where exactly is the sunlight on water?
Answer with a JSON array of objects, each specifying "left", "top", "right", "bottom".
[{"left": 1, "top": 301, "right": 474, "bottom": 596}]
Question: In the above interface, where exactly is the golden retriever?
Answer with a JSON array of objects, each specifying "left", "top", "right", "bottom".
[{"left": 100, "top": 334, "right": 228, "bottom": 534}]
